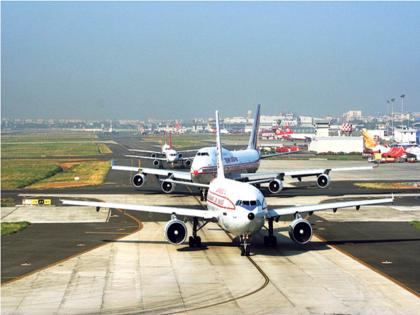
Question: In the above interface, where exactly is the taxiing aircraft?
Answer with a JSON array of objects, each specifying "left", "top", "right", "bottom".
[
  {"left": 62, "top": 110, "right": 393, "bottom": 256},
  {"left": 113, "top": 105, "right": 373, "bottom": 199},
  {"left": 126, "top": 132, "right": 197, "bottom": 168}
]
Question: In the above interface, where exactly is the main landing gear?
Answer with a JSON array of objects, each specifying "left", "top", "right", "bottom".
[
  {"left": 240, "top": 235, "right": 251, "bottom": 256},
  {"left": 264, "top": 218, "right": 277, "bottom": 247},
  {"left": 188, "top": 217, "right": 208, "bottom": 247},
  {"left": 199, "top": 189, "right": 208, "bottom": 202}
]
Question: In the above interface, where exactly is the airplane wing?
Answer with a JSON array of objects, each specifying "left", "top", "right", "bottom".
[
  {"left": 178, "top": 149, "right": 198, "bottom": 153},
  {"left": 260, "top": 151, "right": 301, "bottom": 159},
  {"left": 61, "top": 199, "right": 216, "bottom": 220},
  {"left": 111, "top": 163, "right": 192, "bottom": 181},
  {"left": 125, "top": 154, "right": 167, "bottom": 161},
  {"left": 267, "top": 197, "right": 393, "bottom": 218},
  {"left": 241, "top": 165, "right": 374, "bottom": 182},
  {"left": 128, "top": 148, "right": 161, "bottom": 154},
  {"left": 160, "top": 178, "right": 210, "bottom": 188}
]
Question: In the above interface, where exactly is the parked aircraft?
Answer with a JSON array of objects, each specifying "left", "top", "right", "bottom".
[
  {"left": 113, "top": 105, "right": 373, "bottom": 199},
  {"left": 62, "top": 110, "right": 393, "bottom": 256},
  {"left": 126, "top": 132, "right": 196, "bottom": 168},
  {"left": 275, "top": 124, "right": 314, "bottom": 141},
  {"left": 362, "top": 129, "right": 406, "bottom": 160}
]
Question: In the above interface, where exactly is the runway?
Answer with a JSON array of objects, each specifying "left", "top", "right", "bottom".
[{"left": 1, "top": 135, "right": 420, "bottom": 314}]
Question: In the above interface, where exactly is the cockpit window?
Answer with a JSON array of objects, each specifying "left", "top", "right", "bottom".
[
  {"left": 170, "top": 153, "right": 177, "bottom": 156},
  {"left": 236, "top": 200, "right": 259, "bottom": 207},
  {"left": 196, "top": 152, "right": 209, "bottom": 156}
]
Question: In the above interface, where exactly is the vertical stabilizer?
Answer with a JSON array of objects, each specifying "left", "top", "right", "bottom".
[
  {"left": 361, "top": 129, "right": 377, "bottom": 150},
  {"left": 215, "top": 110, "right": 225, "bottom": 179},
  {"left": 169, "top": 132, "right": 173, "bottom": 149},
  {"left": 247, "top": 104, "right": 261, "bottom": 150}
]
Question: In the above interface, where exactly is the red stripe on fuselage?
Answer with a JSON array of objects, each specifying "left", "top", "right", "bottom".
[{"left": 207, "top": 190, "right": 236, "bottom": 210}]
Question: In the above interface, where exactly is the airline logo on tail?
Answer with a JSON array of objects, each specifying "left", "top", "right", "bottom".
[{"left": 361, "top": 129, "right": 377, "bottom": 150}]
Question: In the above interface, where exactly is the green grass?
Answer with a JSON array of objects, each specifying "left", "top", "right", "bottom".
[
  {"left": 1, "top": 131, "right": 97, "bottom": 143},
  {"left": 1, "top": 198, "right": 16, "bottom": 207},
  {"left": 410, "top": 221, "right": 420, "bottom": 230},
  {"left": 29, "top": 160, "right": 110, "bottom": 189},
  {"left": 1, "top": 142, "right": 110, "bottom": 158},
  {"left": 1, "top": 160, "right": 63, "bottom": 189},
  {"left": 1, "top": 222, "right": 31, "bottom": 236}
]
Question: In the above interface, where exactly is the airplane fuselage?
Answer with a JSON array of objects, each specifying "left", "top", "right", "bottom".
[
  {"left": 191, "top": 147, "right": 260, "bottom": 184},
  {"left": 206, "top": 177, "right": 265, "bottom": 237}
]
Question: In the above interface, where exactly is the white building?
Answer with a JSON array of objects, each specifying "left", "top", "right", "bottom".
[
  {"left": 309, "top": 137, "right": 363, "bottom": 153},
  {"left": 394, "top": 127, "right": 417, "bottom": 144},
  {"left": 343, "top": 110, "right": 362, "bottom": 121},
  {"left": 314, "top": 120, "right": 330, "bottom": 137}
]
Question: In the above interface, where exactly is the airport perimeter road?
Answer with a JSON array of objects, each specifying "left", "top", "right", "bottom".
[{"left": 2, "top": 192, "right": 420, "bottom": 314}]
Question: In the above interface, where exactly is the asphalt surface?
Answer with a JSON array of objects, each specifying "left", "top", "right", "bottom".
[
  {"left": 311, "top": 216, "right": 420, "bottom": 294},
  {"left": 1, "top": 134, "right": 419, "bottom": 295},
  {"left": 1, "top": 208, "right": 138, "bottom": 284}
]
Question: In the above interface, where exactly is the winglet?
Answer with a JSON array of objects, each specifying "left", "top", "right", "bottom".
[
  {"left": 215, "top": 110, "right": 225, "bottom": 179},
  {"left": 247, "top": 104, "right": 261, "bottom": 150}
]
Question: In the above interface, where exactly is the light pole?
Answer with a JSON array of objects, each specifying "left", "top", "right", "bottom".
[
  {"left": 390, "top": 98, "right": 395, "bottom": 138},
  {"left": 400, "top": 94, "right": 405, "bottom": 128}
]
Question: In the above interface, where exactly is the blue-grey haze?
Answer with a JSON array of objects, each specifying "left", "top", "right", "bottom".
[{"left": 2, "top": 2, "right": 420, "bottom": 120}]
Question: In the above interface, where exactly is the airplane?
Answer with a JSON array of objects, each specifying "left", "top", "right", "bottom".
[
  {"left": 62, "top": 110, "right": 393, "bottom": 256},
  {"left": 126, "top": 132, "right": 197, "bottom": 168},
  {"left": 274, "top": 124, "right": 314, "bottom": 142},
  {"left": 113, "top": 105, "right": 374, "bottom": 200},
  {"left": 361, "top": 129, "right": 406, "bottom": 161}
]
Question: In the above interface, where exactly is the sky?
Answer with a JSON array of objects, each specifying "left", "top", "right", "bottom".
[{"left": 2, "top": 1, "right": 420, "bottom": 120}]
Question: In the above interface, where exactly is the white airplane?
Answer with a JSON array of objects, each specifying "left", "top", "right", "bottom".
[
  {"left": 62, "top": 110, "right": 393, "bottom": 256},
  {"left": 126, "top": 132, "right": 197, "bottom": 168},
  {"left": 113, "top": 104, "right": 373, "bottom": 199}
]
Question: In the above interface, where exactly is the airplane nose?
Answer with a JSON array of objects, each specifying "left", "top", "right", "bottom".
[{"left": 248, "top": 213, "right": 255, "bottom": 221}]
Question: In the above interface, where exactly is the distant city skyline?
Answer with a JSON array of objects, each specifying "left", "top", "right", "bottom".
[{"left": 2, "top": 2, "right": 420, "bottom": 120}]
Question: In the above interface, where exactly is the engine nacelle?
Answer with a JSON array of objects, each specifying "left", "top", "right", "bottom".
[
  {"left": 184, "top": 159, "right": 192, "bottom": 167},
  {"left": 161, "top": 181, "right": 176, "bottom": 193},
  {"left": 316, "top": 174, "right": 330, "bottom": 188},
  {"left": 132, "top": 173, "right": 147, "bottom": 188},
  {"left": 178, "top": 153, "right": 183, "bottom": 159},
  {"left": 164, "top": 219, "right": 187, "bottom": 245},
  {"left": 268, "top": 179, "right": 283, "bottom": 194},
  {"left": 289, "top": 218, "right": 312, "bottom": 245},
  {"left": 153, "top": 159, "right": 161, "bottom": 167},
  {"left": 151, "top": 153, "right": 157, "bottom": 158}
]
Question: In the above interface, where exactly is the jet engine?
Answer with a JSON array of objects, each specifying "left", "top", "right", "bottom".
[
  {"left": 184, "top": 160, "right": 192, "bottom": 167},
  {"left": 288, "top": 218, "right": 312, "bottom": 244},
  {"left": 151, "top": 153, "right": 157, "bottom": 158},
  {"left": 132, "top": 173, "right": 147, "bottom": 188},
  {"left": 153, "top": 159, "right": 161, "bottom": 167},
  {"left": 316, "top": 174, "right": 330, "bottom": 188},
  {"left": 161, "top": 181, "right": 176, "bottom": 193},
  {"left": 164, "top": 219, "right": 187, "bottom": 244},
  {"left": 268, "top": 179, "right": 283, "bottom": 194},
  {"left": 178, "top": 153, "right": 183, "bottom": 159}
]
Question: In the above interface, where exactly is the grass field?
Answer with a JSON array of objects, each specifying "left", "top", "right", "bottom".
[
  {"left": 2, "top": 142, "right": 111, "bottom": 158},
  {"left": 354, "top": 182, "right": 420, "bottom": 190},
  {"left": 28, "top": 160, "right": 110, "bottom": 189},
  {"left": 1, "top": 160, "right": 63, "bottom": 189},
  {"left": 1, "top": 197, "right": 16, "bottom": 207},
  {"left": 1, "top": 222, "right": 31, "bottom": 236},
  {"left": 410, "top": 221, "right": 420, "bottom": 230},
  {"left": 1, "top": 131, "right": 97, "bottom": 142}
]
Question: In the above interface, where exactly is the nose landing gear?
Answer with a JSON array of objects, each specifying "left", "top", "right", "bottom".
[{"left": 240, "top": 235, "right": 251, "bottom": 256}]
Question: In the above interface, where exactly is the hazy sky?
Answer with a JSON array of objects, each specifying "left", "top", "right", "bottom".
[{"left": 2, "top": 2, "right": 420, "bottom": 120}]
